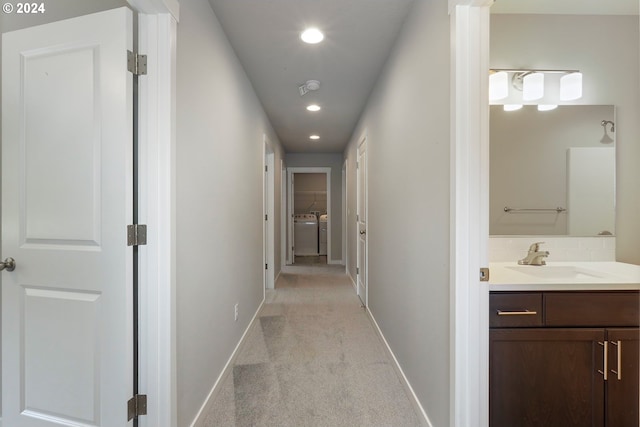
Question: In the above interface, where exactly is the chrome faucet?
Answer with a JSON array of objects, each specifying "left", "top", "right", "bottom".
[{"left": 518, "top": 242, "right": 549, "bottom": 266}]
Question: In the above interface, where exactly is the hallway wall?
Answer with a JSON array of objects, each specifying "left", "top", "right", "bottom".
[
  {"left": 344, "top": 0, "right": 451, "bottom": 425},
  {"left": 175, "top": 0, "right": 284, "bottom": 424}
]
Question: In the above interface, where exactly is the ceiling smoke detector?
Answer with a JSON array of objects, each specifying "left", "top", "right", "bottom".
[{"left": 298, "top": 80, "right": 321, "bottom": 96}]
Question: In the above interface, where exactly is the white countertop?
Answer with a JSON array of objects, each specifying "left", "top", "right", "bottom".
[{"left": 489, "top": 261, "right": 640, "bottom": 291}]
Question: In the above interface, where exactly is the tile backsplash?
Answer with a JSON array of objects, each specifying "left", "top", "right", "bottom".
[{"left": 489, "top": 236, "right": 616, "bottom": 263}]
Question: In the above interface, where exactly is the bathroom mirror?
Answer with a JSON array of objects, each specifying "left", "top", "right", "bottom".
[{"left": 490, "top": 105, "right": 616, "bottom": 236}]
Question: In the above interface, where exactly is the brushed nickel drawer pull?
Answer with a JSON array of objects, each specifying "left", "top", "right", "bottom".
[
  {"left": 598, "top": 341, "right": 608, "bottom": 381},
  {"left": 610, "top": 340, "right": 622, "bottom": 380},
  {"left": 496, "top": 310, "right": 538, "bottom": 316}
]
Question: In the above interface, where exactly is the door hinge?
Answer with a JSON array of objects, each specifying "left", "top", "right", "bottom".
[
  {"left": 127, "top": 50, "right": 147, "bottom": 75},
  {"left": 265, "top": 263, "right": 268, "bottom": 270},
  {"left": 127, "top": 394, "right": 147, "bottom": 421},
  {"left": 265, "top": 214, "right": 268, "bottom": 221},
  {"left": 265, "top": 165, "right": 268, "bottom": 172},
  {"left": 480, "top": 267, "right": 490, "bottom": 282},
  {"left": 127, "top": 224, "right": 147, "bottom": 246},
  {"left": 356, "top": 267, "right": 360, "bottom": 274}
]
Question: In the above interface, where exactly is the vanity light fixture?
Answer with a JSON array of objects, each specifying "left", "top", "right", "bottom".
[
  {"left": 537, "top": 104, "right": 558, "bottom": 111},
  {"left": 600, "top": 120, "right": 615, "bottom": 144},
  {"left": 560, "top": 72, "right": 582, "bottom": 101},
  {"left": 301, "top": 28, "right": 324, "bottom": 44},
  {"left": 522, "top": 72, "right": 544, "bottom": 101},
  {"left": 489, "top": 71, "right": 509, "bottom": 101},
  {"left": 503, "top": 104, "right": 523, "bottom": 112},
  {"left": 489, "top": 68, "right": 582, "bottom": 104},
  {"left": 309, "top": 135, "right": 320, "bottom": 140},
  {"left": 306, "top": 104, "right": 321, "bottom": 112}
]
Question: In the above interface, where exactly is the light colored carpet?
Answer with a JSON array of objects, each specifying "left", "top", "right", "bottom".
[{"left": 203, "top": 266, "right": 422, "bottom": 427}]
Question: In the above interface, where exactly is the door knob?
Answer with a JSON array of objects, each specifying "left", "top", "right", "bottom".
[
  {"left": 0, "top": 257, "right": 16, "bottom": 272},
  {"left": 360, "top": 230, "right": 366, "bottom": 235}
]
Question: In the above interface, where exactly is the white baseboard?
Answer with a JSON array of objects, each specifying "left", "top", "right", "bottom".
[
  {"left": 348, "top": 270, "right": 357, "bottom": 291},
  {"left": 328, "top": 259, "right": 345, "bottom": 265},
  {"left": 190, "top": 298, "right": 265, "bottom": 427},
  {"left": 366, "top": 308, "right": 433, "bottom": 427}
]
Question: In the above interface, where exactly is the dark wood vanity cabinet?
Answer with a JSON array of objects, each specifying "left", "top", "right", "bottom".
[{"left": 489, "top": 291, "right": 639, "bottom": 427}]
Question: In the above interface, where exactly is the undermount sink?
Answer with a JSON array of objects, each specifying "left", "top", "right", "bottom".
[{"left": 506, "top": 265, "right": 605, "bottom": 280}]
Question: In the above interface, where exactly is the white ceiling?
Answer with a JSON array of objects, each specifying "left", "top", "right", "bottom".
[
  {"left": 491, "top": 0, "right": 639, "bottom": 15},
  {"left": 208, "top": 0, "right": 416, "bottom": 153},
  {"left": 208, "top": 0, "right": 638, "bottom": 153}
]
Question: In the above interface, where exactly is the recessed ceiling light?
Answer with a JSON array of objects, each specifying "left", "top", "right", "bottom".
[
  {"left": 306, "top": 104, "right": 321, "bottom": 112},
  {"left": 301, "top": 28, "right": 324, "bottom": 44},
  {"left": 309, "top": 135, "right": 320, "bottom": 140}
]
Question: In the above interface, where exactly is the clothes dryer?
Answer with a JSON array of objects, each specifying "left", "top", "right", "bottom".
[{"left": 318, "top": 214, "right": 328, "bottom": 256}]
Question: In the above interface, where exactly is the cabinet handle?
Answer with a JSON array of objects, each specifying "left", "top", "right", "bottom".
[
  {"left": 496, "top": 310, "right": 537, "bottom": 316},
  {"left": 598, "top": 341, "right": 608, "bottom": 381},
  {"left": 610, "top": 340, "right": 622, "bottom": 380}
]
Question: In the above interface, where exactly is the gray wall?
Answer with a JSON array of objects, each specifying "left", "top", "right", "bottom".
[
  {"left": 294, "top": 173, "right": 327, "bottom": 215},
  {"left": 491, "top": 14, "right": 640, "bottom": 263},
  {"left": 175, "top": 0, "right": 284, "bottom": 424},
  {"left": 0, "top": 0, "right": 126, "bottom": 32},
  {"left": 344, "top": 0, "right": 450, "bottom": 425},
  {"left": 286, "top": 153, "right": 343, "bottom": 263}
]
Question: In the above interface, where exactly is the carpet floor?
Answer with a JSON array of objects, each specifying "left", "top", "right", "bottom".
[{"left": 203, "top": 265, "right": 422, "bottom": 427}]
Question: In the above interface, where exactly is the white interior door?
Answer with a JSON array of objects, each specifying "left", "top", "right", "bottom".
[
  {"left": 288, "top": 170, "right": 295, "bottom": 262},
  {"left": 2, "top": 8, "right": 134, "bottom": 426},
  {"left": 263, "top": 141, "right": 274, "bottom": 290},
  {"left": 356, "top": 139, "right": 367, "bottom": 306}
]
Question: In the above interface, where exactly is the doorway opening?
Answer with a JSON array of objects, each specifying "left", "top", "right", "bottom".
[{"left": 286, "top": 167, "right": 331, "bottom": 266}]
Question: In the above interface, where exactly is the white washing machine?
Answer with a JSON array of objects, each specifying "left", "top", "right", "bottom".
[
  {"left": 294, "top": 214, "right": 318, "bottom": 256},
  {"left": 318, "top": 214, "right": 328, "bottom": 255}
]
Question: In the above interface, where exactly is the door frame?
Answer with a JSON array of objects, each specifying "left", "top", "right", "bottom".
[
  {"left": 355, "top": 137, "right": 368, "bottom": 307},
  {"left": 125, "top": 0, "right": 493, "bottom": 426},
  {"left": 286, "top": 167, "right": 331, "bottom": 263},
  {"left": 449, "top": 1, "right": 492, "bottom": 426},
  {"left": 127, "top": 1, "right": 179, "bottom": 426},
  {"left": 280, "top": 159, "right": 288, "bottom": 269},
  {"left": 342, "top": 160, "right": 347, "bottom": 267},
  {"left": 263, "top": 136, "right": 275, "bottom": 290}
]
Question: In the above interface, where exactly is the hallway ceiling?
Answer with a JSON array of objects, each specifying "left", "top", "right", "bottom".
[
  {"left": 208, "top": 0, "right": 416, "bottom": 153},
  {"left": 491, "top": 0, "right": 639, "bottom": 15}
]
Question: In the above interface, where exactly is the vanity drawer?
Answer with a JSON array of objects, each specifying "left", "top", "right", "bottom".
[
  {"left": 490, "top": 293, "right": 543, "bottom": 327},
  {"left": 545, "top": 291, "right": 640, "bottom": 327}
]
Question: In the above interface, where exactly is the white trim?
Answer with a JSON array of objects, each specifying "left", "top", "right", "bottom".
[
  {"left": 287, "top": 167, "right": 332, "bottom": 263},
  {"left": 449, "top": 1, "right": 492, "bottom": 427},
  {"left": 189, "top": 299, "right": 265, "bottom": 427},
  {"left": 280, "top": 160, "right": 287, "bottom": 269},
  {"left": 130, "top": 2, "right": 178, "bottom": 426},
  {"left": 127, "top": 0, "right": 180, "bottom": 20},
  {"left": 366, "top": 309, "right": 432, "bottom": 427},
  {"left": 263, "top": 137, "right": 275, "bottom": 291},
  {"left": 342, "top": 160, "right": 347, "bottom": 267},
  {"left": 348, "top": 272, "right": 357, "bottom": 292},
  {"left": 356, "top": 136, "right": 368, "bottom": 308}
]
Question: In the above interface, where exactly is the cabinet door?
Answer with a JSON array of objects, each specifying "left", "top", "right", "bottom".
[
  {"left": 490, "top": 328, "right": 606, "bottom": 427},
  {"left": 606, "top": 328, "right": 639, "bottom": 427}
]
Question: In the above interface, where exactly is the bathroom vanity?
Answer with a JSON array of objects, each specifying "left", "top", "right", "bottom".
[{"left": 489, "top": 262, "right": 640, "bottom": 427}]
